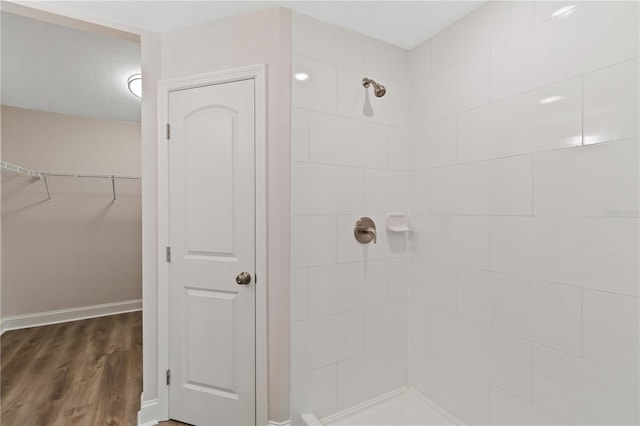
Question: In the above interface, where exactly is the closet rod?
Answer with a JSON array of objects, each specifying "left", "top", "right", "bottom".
[{"left": 0, "top": 161, "right": 141, "bottom": 180}]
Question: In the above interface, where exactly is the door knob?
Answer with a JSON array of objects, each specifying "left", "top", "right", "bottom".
[{"left": 236, "top": 272, "right": 252, "bottom": 285}]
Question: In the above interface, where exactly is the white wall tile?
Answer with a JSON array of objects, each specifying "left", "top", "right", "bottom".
[
  {"left": 532, "top": 344, "right": 639, "bottom": 425},
  {"left": 410, "top": 116, "right": 457, "bottom": 169},
  {"left": 431, "top": 1, "right": 534, "bottom": 72},
  {"left": 363, "top": 169, "right": 409, "bottom": 214},
  {"left": 430, "top": 310, "right": 532, "bottom": 400},
  {"left": 408, "top": 39, "right": 431, "bottom": 84},
  {"left": 292, "top": 108, "right": 310, "bottom": 162},
  {"left": 409, "top": 344, "right": 491, "bottom": 425},
  {"left": 363, "top": 301, "right": 408, "bottom": 353},
  {"left": 309, "top": 112, "right": 389, "bottom": 168},
  {"left": 409, "top": 170, "right": 429, "bottom": 214},
  {"left": 431, "top": 155, "right": 532, "bottom": 215},
  {"left": 291, "top": 365, "right": 338, "bottom": 425},
  {"left": 291, "top": 310, "right": 363, "bottom": 374},
  {"left": 583, "top": 289, "right": 639, "bottom": 375},
  {"left": 337, "top": 67, "right": 408, "bottom": 127},
  {"left": 584, "top": 59, "right": 640, "bottom": 145},
  {"left": 490, "top": 386, "right": 570, "bottom": 425},
  {"left": 292, "top": 13, "right": 362, "bottom": 71},
  {"left": 292, "top": 162, "right": 362, "bottom": 215},
  {"left": 409, "top": 215, "right": 490, "bottom": 269},
  {"left": 457, "top": 77, "right": 582, "bottom": 162},
  {"left": 409, "top": 258, "right": 457, "bottom": 313},
  {"left": 292, "top": 215, "right": 336, "bottom": 268},
  {"left": 337, "top": 344, "right": 407, "bottom": 411},
  {"left": 293, "top": 54, "right": 337, "bottom": 114},
  {"left": 308, "top": 260, "right": 388, "bottom": 318},
  {"left": 491, "top": 1, "right": 639, "bottom": 100},
  {"left": 412, "top": 51, "right": 491, "bottom": 123},
  {"left": 362, "top": 37, "right": 408, "bottom": 84},
  {"left": 534, "top": 140, "right": 639, "bottom": 217},
  {"left": 457, "top": 268, "right": 582, "bottom": 355},
  {"left": 534, "top": 1, "right": 585, "bottom": 24},
  {"left": 388, "top": 257, "right": 410, "bottom": 302},
  {"left": 491, "top": 217, "right": 639, "bottom": 296},
  {"left": 292, "top": 267, "right": 310, "bottom": 322},
  {"left": 337, "top": 214, "right": 408, "bottom": 263},
  {"left": 408, "top": 301, "right": 429, "bottom": 348},
  {"left": 388, "top": 127, "right": 410, "bottom": 171}
]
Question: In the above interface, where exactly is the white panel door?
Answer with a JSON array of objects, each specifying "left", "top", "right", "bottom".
[{"left": 168, "top": 79, "right": 255, "bottom": 426}]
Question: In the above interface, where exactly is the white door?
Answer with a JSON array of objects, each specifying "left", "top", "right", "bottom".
[{"left": 168, "top": 79, "right": 256, "bottom": 426}]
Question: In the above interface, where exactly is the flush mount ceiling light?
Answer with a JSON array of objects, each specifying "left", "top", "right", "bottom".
[
  {"left": 294, "top": 72, "right": 309, "bottom": 81},
  {"left": 127, "top": 73, "right": 142, "bottom": 98}
]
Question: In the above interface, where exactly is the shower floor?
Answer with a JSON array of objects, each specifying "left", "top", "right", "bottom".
[{"left": 326, "top": 390, "right": 460, "bottom": 426}]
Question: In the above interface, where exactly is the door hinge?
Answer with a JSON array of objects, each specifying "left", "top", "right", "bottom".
[
  {"left": 166, "top": 246, "right": 171, "bottom": 262},
  {"left": 166, "top": 369, "right": 171, "bottom": 385},
  {"left": 166, "top": 123, "right": 171, "bottom": 140}
]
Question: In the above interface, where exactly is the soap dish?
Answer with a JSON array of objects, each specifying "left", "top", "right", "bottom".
[{"left": 386, "top": 214, "right": 411, "bottom": 232}]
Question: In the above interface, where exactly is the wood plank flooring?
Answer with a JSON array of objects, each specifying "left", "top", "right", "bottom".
[{"left": 1, "top": 312, "right": 142, "bottom": 426}]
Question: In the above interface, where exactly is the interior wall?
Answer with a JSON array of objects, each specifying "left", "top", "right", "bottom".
[
  {"left": 1, "top": 105, "right": 142, "bottom": 317},
  {"left": 407, "top": 1, "right": 639, "bottom": 425},
  {"left": 289, "top": 12, "right": 410, "bottom": 425},
  {"left": 161, "top": 8, "right": 292, "bottom": 422},
  {"left": 139, "top": 29, "right": 161, "bottom": 421}
]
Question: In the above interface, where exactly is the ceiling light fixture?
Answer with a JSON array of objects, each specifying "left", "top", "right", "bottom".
[
  {"left": 294, "top": 72, "right": 309, "bottom": 81},
  {"left": 128, "top": 73, "right": 142, "bottom": 98}
]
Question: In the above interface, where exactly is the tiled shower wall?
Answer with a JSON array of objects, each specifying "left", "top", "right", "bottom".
[
  {"left": 407, "top": 1, "right": 639, "bottom": 425},
  {"left": 291, "top": 1, "right": 639, "bottom": 425},
  {"left": 289, "top": 13, "right": 411, "bottom": 425}
]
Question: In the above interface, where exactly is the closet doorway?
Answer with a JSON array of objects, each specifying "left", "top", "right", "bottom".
[{"left": 0, "top": 9, "right": 143, "bottom": 425}]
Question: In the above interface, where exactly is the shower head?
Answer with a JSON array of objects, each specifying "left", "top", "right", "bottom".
[{"left": 362, "top": 78, "right": 386, "bottom": 97}]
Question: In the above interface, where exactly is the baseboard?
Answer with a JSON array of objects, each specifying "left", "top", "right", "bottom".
[
  {"left": 268, "top": 420, "right": 291, "bottom": 426},
  {"left": 319, "top": 386, "right": 408, "bottom": 424},
  {"left": 0, "top": 299, "right": 142, "bottom": 334},
  {"left": 408, "top": 386, "right": 467, "bottom": 425},
  {"left": 137, "top": 398, "right": 159, "bottom": 426}
]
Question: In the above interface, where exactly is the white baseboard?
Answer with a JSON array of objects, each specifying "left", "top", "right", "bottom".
[
  {"left": 138, "top": 398, "right": 159, "bottom": 426},
  {"left": 319, "top": 386, "right": 408, "bottom": 424},
  {"left": 0, "top": 299, "right": 142, "bottom": 334}
]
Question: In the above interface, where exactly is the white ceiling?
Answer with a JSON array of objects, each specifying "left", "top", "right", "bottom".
[
  {"left": 1, "top": 12, "right": 142, "bottom": 122},
  {"left": 44, "top": 1, "right": 487, "bottom": 50},
  {"left": 2, "top": 1, "right": 486, "bottom": 124}
]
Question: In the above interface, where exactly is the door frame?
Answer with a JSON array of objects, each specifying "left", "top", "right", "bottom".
[{"left": 157, "top": 64, "right": 268, "bottom": 425}]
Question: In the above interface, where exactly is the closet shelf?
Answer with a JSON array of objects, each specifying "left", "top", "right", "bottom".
[
  {"left": 1, "top": 160, "right": 141, "bottom": 202},
  {"left": 1, "top": 160, "right": 141, "bottom": 180}
]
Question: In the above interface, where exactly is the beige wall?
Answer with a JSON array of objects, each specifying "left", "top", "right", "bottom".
[
  {"left": 1, "top": 105, "right": 142, "bottom": 316},
  {"left": 161, "top": 7, "right": 292, "bottom": 422}
]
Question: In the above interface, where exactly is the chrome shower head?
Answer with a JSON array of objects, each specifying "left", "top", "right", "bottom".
[{"left": 362, "top": 78, "right": 386, "bottom": 97}]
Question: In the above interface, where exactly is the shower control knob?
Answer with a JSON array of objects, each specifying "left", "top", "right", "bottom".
[{"left": 236, "top": 272, "right": 252, "bottom": 285}]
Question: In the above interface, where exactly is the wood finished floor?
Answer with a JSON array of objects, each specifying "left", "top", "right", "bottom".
[{"left": 1, "top": 312, "right": 142, "bottom": 426}]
